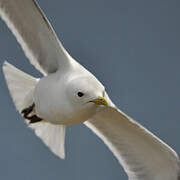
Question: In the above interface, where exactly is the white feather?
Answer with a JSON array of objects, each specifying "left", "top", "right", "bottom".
[
  {"left": 29, "top": 122, "right": 66, "bottom": 159},
  {"left": 0, "top": 0, "right": 72, "bottom": 74},
  {"left": 85, "top": 107, "right": 180, "bottom": 180},
  {"left": 2, "top": 61, "right": 37, "bottom": 112}
]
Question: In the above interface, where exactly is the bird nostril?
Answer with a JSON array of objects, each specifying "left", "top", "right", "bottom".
[{"left": 102, "top": 91, "right": 105, "bottom": 97}]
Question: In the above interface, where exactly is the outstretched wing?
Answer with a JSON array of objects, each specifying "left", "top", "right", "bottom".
[
  {"left": 0, "top": 0, "right": 72, "bottom": 74},
  {"left": 85, "top": 107, "right": 180, "bottom": 180}
]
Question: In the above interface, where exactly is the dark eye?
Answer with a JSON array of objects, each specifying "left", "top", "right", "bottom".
[{"left": 77, "top": 92, "right": 84, "bottom": 97}]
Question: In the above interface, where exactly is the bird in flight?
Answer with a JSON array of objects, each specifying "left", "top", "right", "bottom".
[{"left": 0, "top": 0, "right": 180, "bottom": 180}]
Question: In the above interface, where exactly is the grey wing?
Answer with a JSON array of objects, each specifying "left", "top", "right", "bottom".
[
  {"left": 85, "top": 106, "right": 180, "bottom": 180},
  {"left": 0, "top": 0, "right": 72, "bottom": 74}
]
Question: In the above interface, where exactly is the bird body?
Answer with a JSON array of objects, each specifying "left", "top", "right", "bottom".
[
  {"left": 1, "top": 0, "right": 180, "bottom": 179},
  {"left": 33, "top": 67, "right": 106, "bottom": 125}
]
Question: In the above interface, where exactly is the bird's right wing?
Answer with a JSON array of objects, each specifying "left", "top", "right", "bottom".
[
  {"left": 85, "top": 107, "right": 180, "bottom": 180},
  {"left": 0, "top": 0, "right": 72, "bottom": 75}
]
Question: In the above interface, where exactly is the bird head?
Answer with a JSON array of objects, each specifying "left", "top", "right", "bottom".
[{"left": 64, "top": 75, "right": 109, "bottom": 125}]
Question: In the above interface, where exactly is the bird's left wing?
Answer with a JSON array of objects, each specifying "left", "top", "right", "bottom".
[
  {"left": 0, "top": 0, "right": 72, "bottom": 74},
  {"left": 84, "top": 107, "right": 180, "bottom": 180}
]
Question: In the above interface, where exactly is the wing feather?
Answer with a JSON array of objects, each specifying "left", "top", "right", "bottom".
[
  {"left": 85, "top": 107, "right": 180, "bottom": 180},
  {"left": 0, "top": 0, "right": 71, "bottom": 74}
]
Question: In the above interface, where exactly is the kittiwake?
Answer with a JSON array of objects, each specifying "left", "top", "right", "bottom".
[{"left": 0, "top": 0, "right": 180, "bottom": 180}]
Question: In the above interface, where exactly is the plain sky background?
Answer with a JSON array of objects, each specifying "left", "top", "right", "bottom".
[{"left": 0, "top": 0, "right": 180, "bottom": 179}]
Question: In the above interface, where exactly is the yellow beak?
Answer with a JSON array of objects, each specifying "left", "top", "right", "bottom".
[{"left": 89, "top": 96, "right": 108, "bottom": 106}]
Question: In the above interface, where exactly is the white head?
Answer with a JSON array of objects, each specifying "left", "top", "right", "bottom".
[{"left": 63, "top": 76, "right": 109, "bottom": 125}]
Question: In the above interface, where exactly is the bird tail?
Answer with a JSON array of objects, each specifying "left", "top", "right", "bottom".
[{"left": 2, "top": 61, "right": 66, "bottom": 159}]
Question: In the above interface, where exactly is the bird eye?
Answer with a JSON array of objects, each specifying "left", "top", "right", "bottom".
[{"left": 77, "top": 92, "right": 84, "bottom": 97}]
